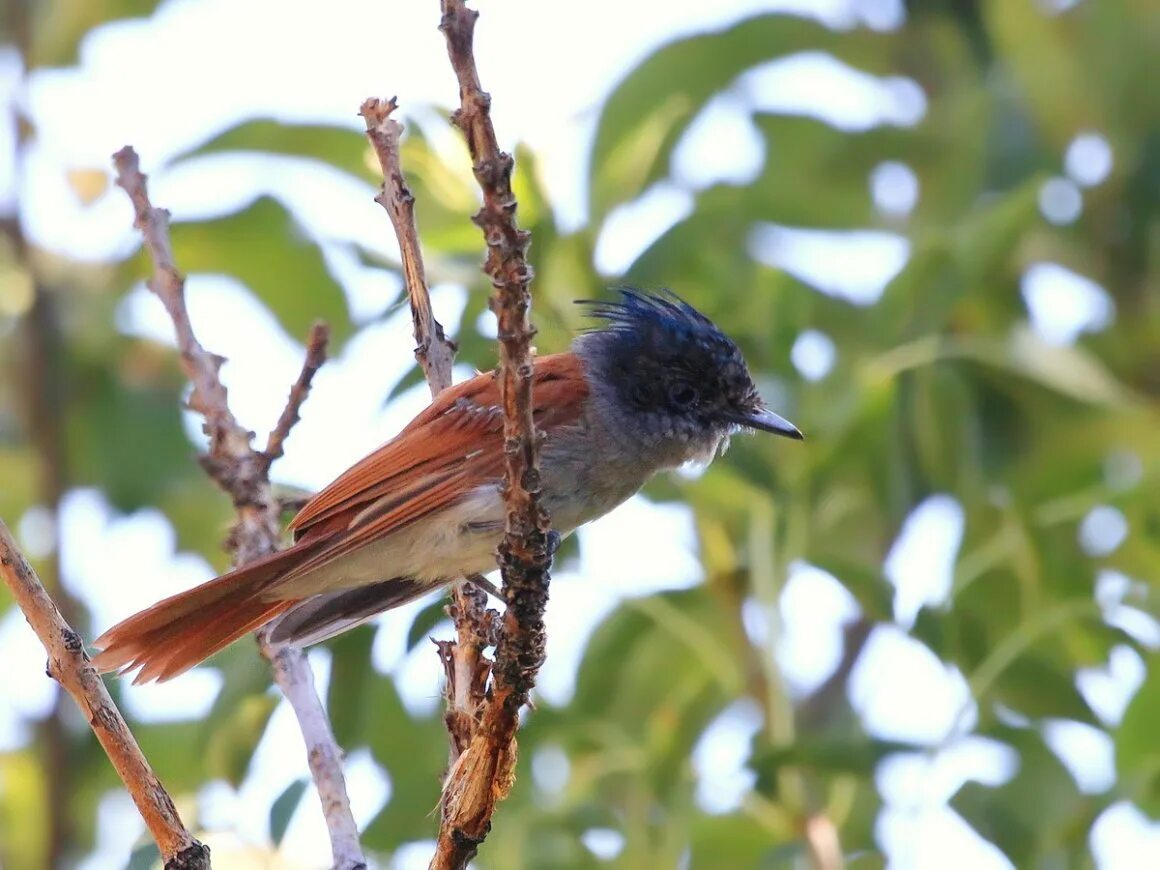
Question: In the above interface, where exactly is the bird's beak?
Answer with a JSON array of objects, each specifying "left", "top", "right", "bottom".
[{"left": 728, "top": 408, "right": 804, "bottom": 440}]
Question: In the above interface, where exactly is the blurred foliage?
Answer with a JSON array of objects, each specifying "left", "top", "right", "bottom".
[{"left": 2, "top": 0, "right": 1160, "bottom": 867}]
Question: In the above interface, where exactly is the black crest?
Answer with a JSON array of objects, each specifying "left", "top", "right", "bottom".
[{"left": 578, "top": 289, "right": 762, "bottom": 440}]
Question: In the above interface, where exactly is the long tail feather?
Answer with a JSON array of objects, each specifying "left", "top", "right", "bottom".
[
  {"left": 268, "top": 576, "right": 435, "bottom": 647},
  {"left": 91, "top": 546, "right": 308, "bottom": 684}
]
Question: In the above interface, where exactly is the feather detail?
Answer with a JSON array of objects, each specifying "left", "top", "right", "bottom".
[
  {"left": 90, "top": 352, "right": 590, "bottom": 683},
  {"left": 268, "top": 577, "right": 437, "bottom": 647},
  {"left": 289, "top": 352, "right": 587, "bottom": 537},
  {"left": 89, "top": 544, "right": 314, "bottom": 683}
]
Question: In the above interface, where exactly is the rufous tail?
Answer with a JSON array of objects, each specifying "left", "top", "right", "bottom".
[{"left": 91, "top": 547, "right": 307, "bottom": 684}]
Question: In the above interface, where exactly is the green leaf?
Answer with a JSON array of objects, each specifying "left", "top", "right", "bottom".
[
  {"left": 909, "top": 363, "right": 982, "bottom": 497},
  {"left": 269, "top": 779, "right": 309, "bottom": 846},
  {"left": 406, "top": 596, "right": 451, "bottom": 652},
  {"left": 952, "top": 726, "right": 1095, "bottom": 866},
  {"left": 951, "top": 176, "right": 1044, "bottom": 288},
  {"left": 562, "top": 588, "right": 744, "bottom": 806},
  {"left": 324, "top": 625, "right": 379, "bottom": 748},
  {"left": 991, "top": 655, "right": 1099, "bottom": 726},
  {"left": 360, "top": 679, "right": 448, "bottom": 851},
  {"left": 982, "top": 0, "right": 1102, "bottom": 149},
  {"left": 66, "top": 344, "right": 195, "bottom": 511},
  {"left": 164, "top": 197, "right": 353, "bottom": 344},
  {"left": 745, "top": 115, "right": 910, "bottom": 228},
  {"left": 590, "top": 13, "right": 897, "bottom": 221},
  {"left": 205, "top": 693, "right": 280, "bottom": 786},
  {"left": 753, "top": 737, "right": 915, "bottom": 783},
  {"left": 130, "top": 721, "right": 212, "bottom": 793},
  {"left": 180, "top": 120, "right": 374, "bottom": 181},
  {"left": 29, "top": 0, "right": 164, "bottom": 67},
  {"left": 126, "top": 841, "right": 161, "bottom": 870},
  {"left": 688, "top": 812, "right": 796, "bottom": 866},
  {"left": 991, "top": 328, "right": 1135, "bottom": 407},
  {"left": 0, "top": 446, "right": 40, "bottom": 529},
  {"left": 1116, "top": 654, "right": 1160, "bottom": 818},
  {"left": 807, "top": 558, "right": 894, "bottom": 623}
]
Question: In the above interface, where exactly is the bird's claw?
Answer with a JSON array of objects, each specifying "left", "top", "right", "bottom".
[{"left": 467, "top": 573, "right": 502, "bottom": 600}]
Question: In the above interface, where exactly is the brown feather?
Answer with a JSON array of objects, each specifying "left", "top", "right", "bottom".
[
  {"left": 91, "top": 352, "right": 590, "bottom": 682},
  {"left": 289, "top": 352, "right": 587, "bottom": 536}
]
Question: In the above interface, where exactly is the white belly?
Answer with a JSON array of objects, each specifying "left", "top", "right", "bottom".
[{"left": 275, "top": 486, "right": 508, "bottom": 597}]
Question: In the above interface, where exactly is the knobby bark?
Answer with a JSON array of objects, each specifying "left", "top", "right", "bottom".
[
  {"left": 430, "top": 2, "right": 553, "bottom": 866},
  {"left": 360, "top": 97, "right": 500, "bottom": 769},
  {"left": 112, "top": 148, "right": 366, "bottom": 870}
]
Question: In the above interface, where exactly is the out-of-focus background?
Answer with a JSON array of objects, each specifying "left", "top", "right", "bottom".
[{"left": 1, "top": 0, "right": 1158, "bottom": 867}]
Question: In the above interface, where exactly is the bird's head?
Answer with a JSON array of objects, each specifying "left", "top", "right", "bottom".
[{"left": 576, "top": 289, "right": 801, "bottom": 463}]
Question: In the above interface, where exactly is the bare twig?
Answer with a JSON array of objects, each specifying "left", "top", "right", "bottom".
[
  {"left": 0, "top": 522, "right": 211, "bottom": 870},
  {"left": 429, "top": 2, "right": 553, "bottom": 866},
  {"left": 804, "top": 814, "right": 845, "bottom": 870},
  {"left": 261, "top": 322, "right": 330, "bottom": 471},
  {"left": 112, "top": 147, "right": 366, "bottom": 870},
  {"left": 360, "top": 96, "right": 498, "bottom": 769},
  {"left": 360, "top": 97, "right": 457, "bottom": 394}
]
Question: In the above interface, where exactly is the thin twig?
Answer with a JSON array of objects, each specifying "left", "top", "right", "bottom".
[
  {"left": 431, "top": 2, "right": 552, "bottom": 867},
  {"left": 0, "top": 522, "right": 210, "bottom": 870},
  {"left": 360, "top": 97, "right": 457, "bottom": 394},
  {"left": 262, "top": 321, "right": 330, "bottom": 471},
  {"left": 112, "top": 147, "right": 366, "bottom": 870},
  {"left": 804, "top": 814, "right": 845, "bottom": 870},
  {"left": 360, "top": 96, "right": 497, "bottom": 768}
]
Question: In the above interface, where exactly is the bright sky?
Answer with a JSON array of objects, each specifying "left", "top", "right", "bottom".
[{"left": 2, "top": 0, "right": 1157, "bottom": 868}]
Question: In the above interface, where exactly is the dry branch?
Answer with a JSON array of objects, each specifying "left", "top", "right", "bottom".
[
  {"left": 262, "top": 324, "right": 330, "bottom": 471},
  {"left": 0, "top": 522, "right": 210, "bottom": 870},
  {"left": 360, "top": 97, "right": 456, "bottom": 394},
  {"left": 359, "top": 96, "right": 499, "bottom": 769},
  {"left": 112, "top": 147, "right": 366, "bottom": 870},
  {"left": 430, "top": 2, "right": 553, "bottom": 866}
]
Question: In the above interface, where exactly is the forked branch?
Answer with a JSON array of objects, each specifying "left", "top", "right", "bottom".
[
  {"left": 359, "top": 96, "right": 498, "bottom": 769},
  {"left": 112, "top": 147, "right": 366, "bottom": 870}
]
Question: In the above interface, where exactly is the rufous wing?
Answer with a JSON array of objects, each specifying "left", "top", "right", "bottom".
[
  {"left": 280, "top": 352, "right": 589, "bottom": 575},
  {"left": 90, "top": 352, "right": 589, "bottom": 682}
]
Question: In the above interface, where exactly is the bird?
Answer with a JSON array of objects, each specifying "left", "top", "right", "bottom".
[{"left": 92, "top": 290, "right": 802, "bottom": 683}]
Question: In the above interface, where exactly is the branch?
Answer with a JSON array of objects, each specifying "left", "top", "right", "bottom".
[
  {"left": 804, "top": 814, "right": 845, "bottom": 870},
  {"left": 359, "top": 96, "right": 498, "bottom": 769},
  {"left": 431, "top": 2, "right": 552, "bottom": 866},
  {"left": 261, "top": 322, "right": 330, "bottom": 472},
  {"left": 112, "top": 148, "right": 366, "bottom": 870},
  {"left": 360, "top": 97, "right": 456, "bottom": 394},
  {"left": 0, "top": 523, "right": 210, "bottom": 870}
]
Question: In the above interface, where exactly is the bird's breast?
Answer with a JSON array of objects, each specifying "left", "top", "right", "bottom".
[{"left": 538, "top": 423, "right": 656, "bottom": 532}]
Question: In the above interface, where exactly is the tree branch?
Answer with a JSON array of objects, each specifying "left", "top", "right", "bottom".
[
  {"left": 360, "top": 97, "right": 457, "bottom": 395},
  {"left": 804, "top": 814, "right": 845, "bottom": 870},
  {"left": 360, "top": 96, "right": 500, "bottom": 774},
  {"left": 261, "top": 322, "right": 329, "bottom": 472},
  {"left": 430, "top": 2, "right": 552, "bottom": 866},
  {"left": 112, "top": 147, "right": 366, "bottom": 870},
  {"left": 0, "top": 522, "right": 211, "bottom": 870}
]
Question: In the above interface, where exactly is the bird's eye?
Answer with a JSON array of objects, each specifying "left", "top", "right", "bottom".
[{"left": 669, "top": 383, "right": 698, "bottom": 407}]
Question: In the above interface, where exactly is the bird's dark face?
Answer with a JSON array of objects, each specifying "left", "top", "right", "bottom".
[{"left": 577, "top": 290, "right": 801, "bottom": 462}]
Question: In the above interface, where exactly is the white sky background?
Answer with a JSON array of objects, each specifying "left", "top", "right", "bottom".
[{"left": 1, "top": 0, "right": 1157, "bottom": 867}]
